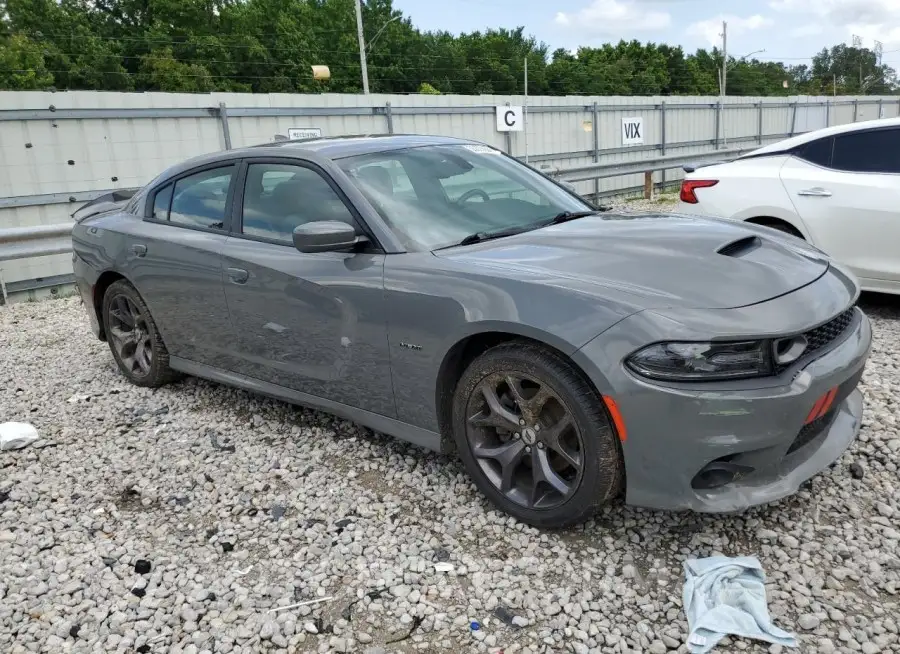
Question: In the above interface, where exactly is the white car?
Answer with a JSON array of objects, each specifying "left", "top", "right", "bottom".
[{"left": 678, "top": 117, "right": 900, "bottom": 295}]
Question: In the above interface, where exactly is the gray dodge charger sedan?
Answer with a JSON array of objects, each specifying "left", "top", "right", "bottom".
[{"left": 71, "top": 134, "right": 871, "bottom": 528}]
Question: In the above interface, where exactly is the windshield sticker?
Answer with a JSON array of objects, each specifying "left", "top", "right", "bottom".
[{"left": 462, "top": 144, "right": 501, "bottom": 155}]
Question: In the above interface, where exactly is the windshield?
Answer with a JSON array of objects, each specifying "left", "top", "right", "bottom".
[{"left": 337, "top": 144, "right": 592, "bottom": 250}]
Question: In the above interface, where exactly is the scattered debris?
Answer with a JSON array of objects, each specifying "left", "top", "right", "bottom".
[
  {"left": 434, "top": 547, "right": 451, "bottom": 562},
  {"left": 470, "top": 621, "right": 481, "bottom": 631},
  {"left": 209, "top": 431, "right": 235, "bottom": 453},
  {"left": 267, "top": 596, "right": 333, "bottom": 613},
  {"left": 434, "top": 562, "right": 455, "bottom": 573},
  {"left": 386, "top": 615, "right": 424, "bottom": 644},
  {"left": 0, "top": 422, "right": 39, "bottom": 451},
  {"left": 683, "top": 556, "right": 796, "bottom": 654},
  {"left": 134, "top": 560, "right": 152, "bottom": 575},
  {"left": 131, "top": 587, "right": 146, "bottom": 598},
  {"left": 66, "top": 394, "right": 91, "bottom": 404},
  {"left": 850, "top": 461, "right": 865, "bottom": 479},
  {"left": 235, "top": 565, "right": 253, "bottom": 576},
  {"left": 492, "top": 604, "right": 520, "bottom": 629},
  {"left": 69, "top": 624, "right": 81, "bottom": 638},
  {"left": 220, "top": 542, "right": 234, "bottom": 553}
]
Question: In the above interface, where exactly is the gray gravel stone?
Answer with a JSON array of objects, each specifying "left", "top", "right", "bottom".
[
  {"left": 1, "top": 284, "right": 900, "bottom": 653},
  {"left": 799, "top": 614, "right": 821, "bottom": 630}
]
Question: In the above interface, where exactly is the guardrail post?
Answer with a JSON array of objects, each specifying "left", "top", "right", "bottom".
[
  {"left": 218, "top": 102, "right": 232, "bottom": 150},
  {"left": 660, "top": 101, "right": 667, "bottom": 190},
  {"left": 643, "top": 171, "right": 653, "bottom": 200},
  {"left": 0, "top": 268, "right": 7, "bottom": 306},
  {"left": 878, "top": 97, "right": 884, "bottom": 119},
  {"left": 853, "top": 99, "right": 859, "bottom": 122},
  {"left": 789, "top": 102, "right": 797, "bottom": 136},
  {"left": 714, "top": 101, "right": 721, "bottom": 149},
  {"left": 825, "top": 99, "right": 830, "bottom": 127},
  {"left": 385, "top": 101, "right": 394, "bottom": 134},
  {"left": 757, "top": 102, "right": 763, "bottom": 145},
  {"left": 592, "top": 102, "right": 600, "bottom": 200}
]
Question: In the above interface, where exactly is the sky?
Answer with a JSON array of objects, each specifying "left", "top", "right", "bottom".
[{"left": 392, "top": 0, "right": 900, "bottom": 69}]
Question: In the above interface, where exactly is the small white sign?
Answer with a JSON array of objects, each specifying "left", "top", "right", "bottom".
[
  {"left": 287, "top": 127, "right": 323, "bottom": 140},
  {"left": 496, "top": 106, "right": 524, "bottom": 132},
  {"left": 622, "top": 116, "right": 644, "bottom": 146}
]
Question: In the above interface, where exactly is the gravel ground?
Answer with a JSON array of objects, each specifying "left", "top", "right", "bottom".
[{"left": 1, "top": 288, "right": 899, "bottom": 654}]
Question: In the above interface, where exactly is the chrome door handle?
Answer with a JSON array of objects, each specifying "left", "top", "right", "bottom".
[
  {"left": 797, "top": 187, "right": 832, "bottom": 197},
  {"left": 128, "top": 244, "right": 147, "bottom": 257},
  {"left": 227, "top": 267, "right": 249, "bottom": 284}
]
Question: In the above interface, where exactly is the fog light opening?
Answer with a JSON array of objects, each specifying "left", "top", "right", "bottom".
[{"left": 691, "top": 459, "right": 755, "bottom": 490}]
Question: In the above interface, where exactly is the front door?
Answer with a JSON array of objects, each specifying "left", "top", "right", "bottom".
[
  {"left": 780, "top": 127, "right": 900, "bottom": 283},
  {"left": 219, "top": 159, "right": 395, "bottom": 417}
]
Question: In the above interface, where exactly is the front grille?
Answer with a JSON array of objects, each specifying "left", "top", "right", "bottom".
[
  {"left": 775, "top": 307, "right": 855, "bottom": 374},
  {"left": 787, "top": 409, "right": 835, "bottom": 455}
]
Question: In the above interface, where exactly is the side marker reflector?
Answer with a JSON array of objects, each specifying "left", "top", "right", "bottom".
[{"left": 602, "top": 396, "right": 627, "bottom": 442}]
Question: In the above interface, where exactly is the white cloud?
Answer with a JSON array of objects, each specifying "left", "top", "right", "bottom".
[
  {"left": 554, "top": 0, "right": 671, "bottom": 37},
  {"left": 687, "top": 14, "right": 774, "bottom": 47},
  {"left": 790, "top": 24, "right": 825, "bottom": 37},
  {"left": 768, "top": 0, "right": 900, "bottom": 47}
]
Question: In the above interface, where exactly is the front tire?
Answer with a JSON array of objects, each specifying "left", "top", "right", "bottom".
[
  {"left": 102, "top": 280, "right": 179, "bottom": 388},
  {"left": 451, "top": 342, "right": 624, "bottom": 528}
]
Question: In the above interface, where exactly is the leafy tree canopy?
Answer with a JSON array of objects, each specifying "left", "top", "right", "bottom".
[{"left": 1, "top": 0, "right": 896, "bottom": 94}]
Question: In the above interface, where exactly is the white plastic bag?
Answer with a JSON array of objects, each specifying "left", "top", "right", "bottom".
[{"left": 0, "top": 422, "right": 40, "bottom": 451}]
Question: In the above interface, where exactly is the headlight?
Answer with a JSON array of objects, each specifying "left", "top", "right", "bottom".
[{"left": 626, "top": 340, "right": 773, "bottom": 381}]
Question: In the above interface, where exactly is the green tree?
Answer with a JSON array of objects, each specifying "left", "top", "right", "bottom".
[{"left": 0, "top": 34, "right": 54, "bottom": 89}]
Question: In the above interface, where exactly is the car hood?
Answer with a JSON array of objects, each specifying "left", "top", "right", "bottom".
[{"left": 435, "top": 212, "right": 830, "bottom": 310}]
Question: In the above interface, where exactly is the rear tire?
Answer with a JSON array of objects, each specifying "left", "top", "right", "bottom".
[
  {"left": 102, "top": 280, "right": 180, "bottom": 388},
  {"left": 451, "top": 341, "right": 623, "bottom": 528}
]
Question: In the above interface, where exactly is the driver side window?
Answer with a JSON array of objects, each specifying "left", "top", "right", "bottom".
[
  {"left": 240, "top": 163, "right": 358, "bottom": 244},
  {"left": 439, "top": 160, "right": 543, "bottom": 205}
]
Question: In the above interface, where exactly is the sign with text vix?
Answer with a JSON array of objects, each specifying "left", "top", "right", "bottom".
[
  {"left": 496, "top": 106, "right": 524, "bottom": 132},
  {"left": 621, "top": 116, "right": 644, "bottom": 146}
]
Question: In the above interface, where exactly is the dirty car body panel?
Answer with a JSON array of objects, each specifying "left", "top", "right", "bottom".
[{"left": 71, "top": 134, "right": 871, "bottom": 515}]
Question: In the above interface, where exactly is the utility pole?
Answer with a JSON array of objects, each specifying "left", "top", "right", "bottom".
[
  {"left": 354, "top": 0, "right": 370, "bottom": 94},
  {"left": 721, "top": 21, "right": 727, "bottom": 96},
  {"left": 719, "top": 21, "right": 727, "bottom": 147}
]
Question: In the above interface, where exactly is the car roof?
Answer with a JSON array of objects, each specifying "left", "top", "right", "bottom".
[
  {"left": 739, "top": 115, "right": 900, "bottom": 158},
  {"left": 154, "top": 134, "right": 487, "bottom": 182}
]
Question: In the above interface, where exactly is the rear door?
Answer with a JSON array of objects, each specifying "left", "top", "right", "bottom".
[
  {"left": 127, "top": 162, "right": 238, "bottom": 366},
  {"left": 779, "top": 127, "right": 900, "bottom": 282},
  {"left": 219, "top": 157, "right": 395, "bottom": 417}
]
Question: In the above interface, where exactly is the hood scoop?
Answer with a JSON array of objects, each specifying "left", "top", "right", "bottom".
[{"left": 717, "top": 235, "right": 761, "bottom": 258}]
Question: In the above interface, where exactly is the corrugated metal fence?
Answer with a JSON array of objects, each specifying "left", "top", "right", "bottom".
[{"left": 1, "top": 90, "right": 898, "bottom": 295}]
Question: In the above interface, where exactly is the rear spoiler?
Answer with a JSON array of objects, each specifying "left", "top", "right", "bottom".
[{"left": 71, "top": 188, "right": 139, "bottom": 223}]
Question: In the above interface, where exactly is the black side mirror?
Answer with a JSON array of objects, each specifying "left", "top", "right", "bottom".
[{"left": 292, "top": 221, "right": 361, "bottom": 253}]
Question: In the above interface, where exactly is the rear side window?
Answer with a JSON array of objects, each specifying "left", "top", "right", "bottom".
[
  {"left": 832, "top": 129, "right": 900, "bottom": 173},
  {"left": 152, "top": 166, "right": 235, "bottom": 230},
  {"left": 796, "top": 137, "right": 833, "bottom": 168}
]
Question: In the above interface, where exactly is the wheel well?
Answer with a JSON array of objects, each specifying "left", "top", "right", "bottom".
[
  {"left": 92, "top": 271, "right": 126, "bottom": 340},
  {"left": 435, "top": 332, "right": 603, "bottom": 454},
  {"left": 744, "top": 216, "right": 804, "bottom": 239}
]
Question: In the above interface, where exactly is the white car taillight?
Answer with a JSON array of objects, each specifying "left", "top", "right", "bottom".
[{"left": 680, "top": 179, "right": 719, "bottom": 204}]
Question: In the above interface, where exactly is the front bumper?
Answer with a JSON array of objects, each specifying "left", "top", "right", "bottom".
[{"left": 574, "top": 270, "right": 871, "bottom": 512}]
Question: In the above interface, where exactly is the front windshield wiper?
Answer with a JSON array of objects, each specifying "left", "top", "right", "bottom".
[
  {"left": 452, "top": 208, "right": 611, "bottom": 248},
  {"left": 456, "top": 224, "right": 536, "bottom": 246},
  {"left": 546, "top": 209, "right": 605, "bottom": 225}
]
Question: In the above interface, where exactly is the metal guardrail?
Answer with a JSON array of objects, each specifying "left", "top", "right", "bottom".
[{"left": 0, "top": 147, "right": 749, "bottom": 283}]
